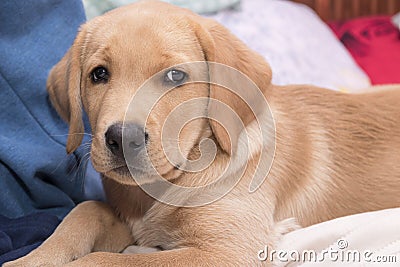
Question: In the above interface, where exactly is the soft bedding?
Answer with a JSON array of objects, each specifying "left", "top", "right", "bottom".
[
  {"left": 208, "top": 0, "right": 371, "bottom": 92},
  {"left": 274, "top": 208, "right": 400, "bottom": 266}
]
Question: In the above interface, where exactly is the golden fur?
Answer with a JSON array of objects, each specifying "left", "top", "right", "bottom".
[{"left": 4, "top": 1, "right": 400, "bottom": 266}]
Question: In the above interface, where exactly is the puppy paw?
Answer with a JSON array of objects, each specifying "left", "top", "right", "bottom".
[
  {"left": 274, "top": 217, "right": 301, "bottom": 235},
  {"left": 268, "top": 217, "right": 301, "bottom": 247},
  {"left": 2, "top": 250, "right": 70, "bottom": 267},
  {"left": 2, "top": 257, "right": 57, "bottom": 267}
]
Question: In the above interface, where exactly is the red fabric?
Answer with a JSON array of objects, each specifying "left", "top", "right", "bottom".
[{"left": 329, "top": 16, "right": 400, "bottom": 85}]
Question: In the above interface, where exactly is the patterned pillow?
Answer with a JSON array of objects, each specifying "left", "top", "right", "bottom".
[{"left": 208, "top": 0, "right": 371, "bottom": 92}]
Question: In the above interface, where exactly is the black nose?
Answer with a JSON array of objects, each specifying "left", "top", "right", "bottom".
[{"left": 105, "top": 123, "right": 146, "bottom": 160}]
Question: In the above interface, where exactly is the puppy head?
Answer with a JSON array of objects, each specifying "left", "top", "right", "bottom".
[{"left": 47, "top": 1, "right": 272, "bottom": 185}]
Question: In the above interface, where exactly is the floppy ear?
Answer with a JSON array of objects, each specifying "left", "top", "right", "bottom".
[
  {"left": 191, "top": 17, "right": 273, "bottom": 155},
  {"left": 47, "top": 28, "right": 86, "bottom": 154}
]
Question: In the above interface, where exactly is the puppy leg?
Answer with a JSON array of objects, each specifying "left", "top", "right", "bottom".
[
  {"left": 65, "top": 220, "right": 298, "bottom": 267},
  {"left": 65, "top": 248, "right": 233, "bottom": 267},
  {"left": 3, "top": 201, "right": 132, "bottom": 267}
]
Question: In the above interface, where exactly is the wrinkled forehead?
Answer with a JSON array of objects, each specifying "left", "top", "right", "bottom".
[{"left": 81, "top": 11, "right": 204, "bottom": 75}]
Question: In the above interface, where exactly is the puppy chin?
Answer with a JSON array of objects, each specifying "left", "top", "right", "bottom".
[
  {"left": 128, "top": 164, "right": 182, "bottom": 184},
  {"left": 104, "top": 165, "right": 174, "bottom": 186},
  {"left": 103, "top": 166, "right": 137, "bottom": 185}
]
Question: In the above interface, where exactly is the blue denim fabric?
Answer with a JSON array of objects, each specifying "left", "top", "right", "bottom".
[
  {"left": 0, "top": 213, "right": 60, "bottom": 264},
  {"left": 0, "top": 0, "right": 103, "bottom": 219}
]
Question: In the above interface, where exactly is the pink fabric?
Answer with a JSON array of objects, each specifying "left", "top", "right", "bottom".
[{"left": 329, "top": 16, "right": 400, "bottom": 85}]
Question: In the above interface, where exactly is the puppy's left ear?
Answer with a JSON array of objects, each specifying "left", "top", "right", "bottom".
[
  {"left": 47, "top": 27, "right": 87, "bottom": 154},
  {"left": 190, "top": 16, "right": 272, "bottom": 155}
]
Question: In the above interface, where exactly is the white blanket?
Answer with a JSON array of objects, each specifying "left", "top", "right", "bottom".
[{"left": 271, "top": 208, "right": 400, "bottom": 266}]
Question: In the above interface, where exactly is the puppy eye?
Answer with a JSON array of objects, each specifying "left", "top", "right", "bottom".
[
  {"left": 165, "top": 69, "right": 186, "bottom": 84},
  {"left": 91, "top": 66, "right": 109, "bottom": 83}
]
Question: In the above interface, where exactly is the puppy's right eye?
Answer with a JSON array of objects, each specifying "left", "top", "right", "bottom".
[
  {"left": 164, "top": 69, "right": 186, "bottom": 85},
  {"left": 91, "top": 67, "right": 109, "bottom": 83}
]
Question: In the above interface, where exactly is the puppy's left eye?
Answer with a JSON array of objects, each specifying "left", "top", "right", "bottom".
[
  {"left": 91, "top": 66, "right": 109, "bottom": 83},
  {"left": 165, "top": 69, "right": 186, "bottom": 84}
]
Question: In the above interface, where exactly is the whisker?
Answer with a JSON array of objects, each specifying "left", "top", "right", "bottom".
[
  {"left": 80, "top": 142, "right": 93, "bottom": 149},
  {"left": 67, "top": 150, "right": 92, "bottom": 177},
  {"left": 50, "top": 154, "right": 70, "bottom": 174},
  {"left": 49, "top": 138, "right": 93, "bottom": 175},
  {"left": 69, "top": 157, "right": 92, "bottom": 184}
]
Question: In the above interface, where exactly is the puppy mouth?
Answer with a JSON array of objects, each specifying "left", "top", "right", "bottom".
[
  {"left": 105, "top": 161, "right": 181, "bottom": 184},
  {"left": 111, "top": 165, "right": 131, "bottom": 176}
]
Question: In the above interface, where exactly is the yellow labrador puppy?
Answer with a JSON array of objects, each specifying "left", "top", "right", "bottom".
[{"left": 4, "top": 1, "right": 400, "bottom": 266}]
